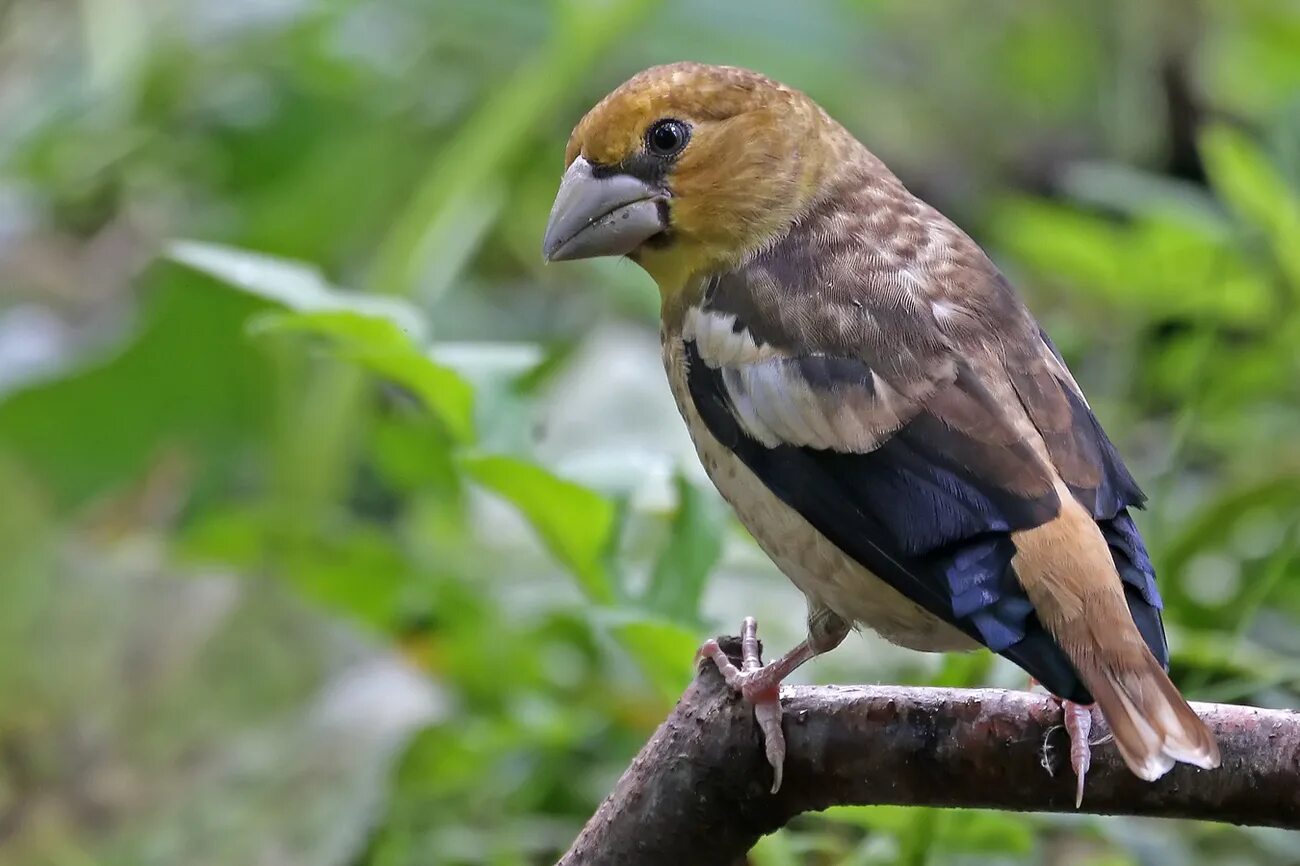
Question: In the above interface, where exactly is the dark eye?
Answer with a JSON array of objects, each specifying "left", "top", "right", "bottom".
[{"left": 646, "top": 119, "right": 689, "bottom": 158}]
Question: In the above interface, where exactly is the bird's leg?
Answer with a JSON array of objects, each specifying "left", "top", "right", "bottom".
[
  {"left": 1031, "top": 677, "right": 1098, "bottom": 808},
  {"left": 698, "top": 620, "right": 808, "bottom": 791},
  {"left": 698, "top": 609, "right": 849, "bottom": 793},
  {"left": 1062, "top": 699, "right": 1095, "bottom": 808}
]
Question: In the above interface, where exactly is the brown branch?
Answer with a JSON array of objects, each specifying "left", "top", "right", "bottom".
[{"left": 559, "top": 639, "right": 1300, "bottom": 866}]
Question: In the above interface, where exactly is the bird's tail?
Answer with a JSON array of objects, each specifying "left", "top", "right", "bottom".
[
  {"left": 1011, "top": 497, "right": 1220, "bottom": 781},
  {"left": 1073, "top": 643, "right": 1220, "bottom": 780}
]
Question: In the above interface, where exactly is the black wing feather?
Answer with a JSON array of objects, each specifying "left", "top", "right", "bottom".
[{"left": 686, "top": 341, "right": 1095, "bottom": 701}]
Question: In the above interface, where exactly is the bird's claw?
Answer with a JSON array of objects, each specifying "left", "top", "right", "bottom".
[
  {"left": 1062, "top": 699, "right": 1094, "bottom": 808},
  {"left": 1031, "top": 678, "right": 1097, "bottom": 808},
  {"left": 699, "top": 616, "right": 787, "bottom": 793}
]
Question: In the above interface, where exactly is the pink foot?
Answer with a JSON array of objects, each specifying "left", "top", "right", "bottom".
[
  {"left": 698, "top": 616, "right": 792, "bottom": 793},
  {"left": 1030, "top": 678, "right": 1098, "bottom": 808},
  {"left": 1063, "top": 700, "right": 1095, "bottom": 808}
]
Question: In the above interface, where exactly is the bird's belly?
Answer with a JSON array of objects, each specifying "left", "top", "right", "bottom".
[{"left": 663, "top": 341, "right": 976, "bottom": 653}]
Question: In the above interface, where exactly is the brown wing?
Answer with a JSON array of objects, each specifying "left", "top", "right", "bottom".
[{"left": 682, "top": 176, "right": 1157, "bottom": 703}]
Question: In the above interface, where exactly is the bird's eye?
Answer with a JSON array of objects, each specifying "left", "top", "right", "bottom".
[{"left": 646, "top": 119, "right": 690, "bottom": 158}]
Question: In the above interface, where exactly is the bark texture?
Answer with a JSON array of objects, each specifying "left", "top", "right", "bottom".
[{"left": 558, "top": 640, "right": 1300, "bottom": 865}]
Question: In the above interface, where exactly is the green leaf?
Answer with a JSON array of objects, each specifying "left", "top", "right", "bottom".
[
  {"left": 607, "top": 617, "right": 699, "bottom": 703},
  {"left": 366, "top": 0, "right": 660, "bottom": 300},
  {"left": 641, "top": 475, "right": 724, "bottom": 622},
  {"left": 1200, "top": 125, "right": 1300, "bottom": 288},
  {"left": 748, "top": 829, "right": 802, "bottom": 866},
  {"left": 181, "top": 505, "right": 417, "bottom": 630},
  {"left": 1158, "top": 479, "right": 1300, "bottom": 601},
  {"left": 461, "top": 455, "right": 617, "bottom": 603},
  {"left": 1060, "top": 160, "right": 1224, "bottom": 226},
  {"left": 167, "top": 240, "right": 427, "bottom": 338},
  {"left": 1200, "top": 126, "right": 1292, "bottom": 231},
  {"left": 0, "top": 276, "right": 274, "bottom": 506},
  {"left": 927, "top": 650, "right": 994, "bottom": 689},
  {"left": 990, "top": 198, "right": 1128, "bottom": 291},
  {"left": 820, "top": 806, "right": 1033, "bottom": 857},
  {"left": 990, "top": 196, "right": 1274, "bottom": 325},
  {"left": 818, "top": 804, "right": 921, "bottom": 841},
  {"left": 251, "top": 310, "right": 475, "bottom": 443},
  {"left": 4, "top": 547, "right": 444, "bottom": 866},
  {"left": 943, "top": 810, "right": 1035, "bottom": 855}
]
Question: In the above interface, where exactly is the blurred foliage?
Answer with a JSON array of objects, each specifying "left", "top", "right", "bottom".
[{"left": 1, "top": 1, "right": 1299, "bottom": 864}]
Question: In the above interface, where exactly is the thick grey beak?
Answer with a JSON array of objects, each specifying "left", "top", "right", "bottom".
[{"left": 542, "top": 156, "right": 667, "bottom": 261}]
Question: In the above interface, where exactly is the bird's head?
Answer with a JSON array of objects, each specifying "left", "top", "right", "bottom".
[{"left": 542, "top": 62, "right": 847, "bottom": 294}]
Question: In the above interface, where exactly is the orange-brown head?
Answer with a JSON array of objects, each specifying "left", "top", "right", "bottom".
[{"left": 542, "top": 63, "right": 853, "bottom": 296}]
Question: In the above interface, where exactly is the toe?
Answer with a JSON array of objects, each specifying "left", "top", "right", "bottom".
[
  {"left": 753, "top": 696, "right": 786, "bottom": 793},
  {"left": 1064, "top": 700, "right": 1093, "bottom": 808}
]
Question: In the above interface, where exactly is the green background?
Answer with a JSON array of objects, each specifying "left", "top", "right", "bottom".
[{"left": 1, "top": 0, "right": 1298, "bottom": 864}]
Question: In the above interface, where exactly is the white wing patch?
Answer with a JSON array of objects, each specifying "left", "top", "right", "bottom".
[
  {"left": 686, "top": 306, "right": 952, "bottom": 453},
  {"left": 682, "top": 307, "right": 778, "bottom": 366}
]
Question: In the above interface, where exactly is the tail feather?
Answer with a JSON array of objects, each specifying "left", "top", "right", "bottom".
[
  {"left": 1080, "top": 648, "right": 1220, "bottom": 781},
  {"left": 1012, "top": 491, "right": 1220, "bottom": 782}
]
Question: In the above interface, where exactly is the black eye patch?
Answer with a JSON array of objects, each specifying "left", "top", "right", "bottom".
[
  {"left": 589, "top": 152, "right": 670, "bottom": 186},
  {"left": 588, "top": 118, "right": 691, "bottom": 187}
]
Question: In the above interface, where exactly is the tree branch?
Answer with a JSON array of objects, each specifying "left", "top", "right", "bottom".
[{"left": 559, "top": 639, "right": 1300, "bottom": 866}]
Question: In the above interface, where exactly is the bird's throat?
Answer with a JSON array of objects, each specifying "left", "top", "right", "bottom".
[{"left": 634, "top": 241, "right": 720, "bottom": 317}]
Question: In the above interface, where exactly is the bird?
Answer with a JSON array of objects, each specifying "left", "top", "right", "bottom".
[{"left": 540, "top": 61, "right": 1219, "bottom": 804}]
